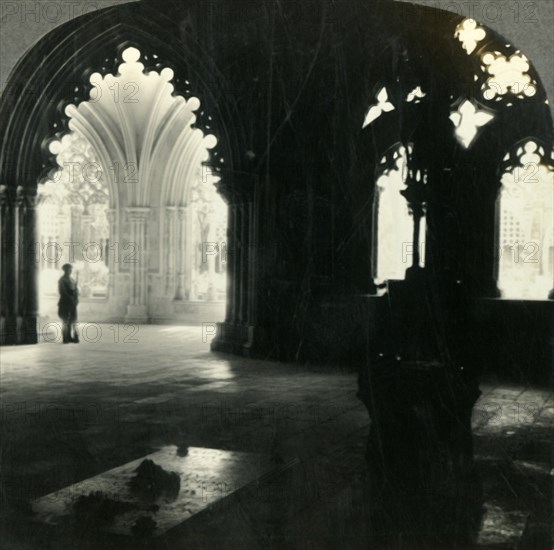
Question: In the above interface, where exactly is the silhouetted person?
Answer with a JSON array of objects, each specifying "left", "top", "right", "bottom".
[{"left": 58, "top": 264, "right": 79, "bottom": 343}]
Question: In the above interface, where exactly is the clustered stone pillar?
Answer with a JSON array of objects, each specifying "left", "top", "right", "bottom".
[
  {"left": 174, "top": 206, "right": 188, "bottom": 301},
  {"left": 0, "top": 185, "right": 38, "bottom": 345},
  {"left": 105, "top": 209, "right": 117, "bottom": 297},
  {"left": 0, "top": 185, "right": 13, "bottom": 344},
  {"left": 164, "top": 207, "right": 176, "bottom": 296},
  {"left": 124, "top": 207, "right": 150, "bottom": 323},
  {"left": 224, "top": 200, "right": 236, "bottom": 324},
  {"left": 245, "top": 199, "right": 257, "bottom": 331},
  {"left": 80, "top": 210, "right": 93, "bottom": 257},
  {"left": 238, "top": 202, "right": 249, "bottom": 320},
  {"left": 231, "top": 201, "right": 241, "bottom": 322},
  {"left": 205, "top": 211, "right": 217, "bottom": 300},
  {"left": 211, "top": 174, "right": 257, "bottom": 354},
  {"left": 18, "top": 186, "right": 39, "bottom": 343}
]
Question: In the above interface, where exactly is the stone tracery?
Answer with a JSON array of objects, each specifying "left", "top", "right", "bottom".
[
  {"left": 362, "top": 87, "right": 395, "bottom": 128},
  {"left": 454, "top": 18, "right": 486, "bottom": 55},
  {"left": 497, "top": 141, "right": 554, "bottom": 300},
  {"left": 449, "top": 99, "right": 494, "bottom": 148},
  {"left": 0, "top": 4, "right": 551, "bottom": 545},
  {"left": 481, "top": 51, "right": 537, "bottom": 101},
  {"left": 373, "top": 144, "right": 426, "bottom": 285},
  {"left": 39, "top": 46, "right": 227, "bottom": 323},
  {"left": 37, "top": 133, "right": 110, "bottom": 311}
]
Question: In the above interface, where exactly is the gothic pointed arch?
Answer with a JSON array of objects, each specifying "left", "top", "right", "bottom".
[
  {"left": 495, "top": 138, "right": 554, "bottom": 299},
  {"left": 354, "top": 2, "right": 553, "bottom": 300},
  {"left": 0, "top": 7, "right": 247, "bottom": 190},
  {"left": 0, "top": 2, "right": 250, "bottom": 342}
]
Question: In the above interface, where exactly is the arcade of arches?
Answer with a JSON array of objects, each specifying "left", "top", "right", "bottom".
[
  {"left": 0, "top": 0, "right": 553, "bottom": 545},
  {"left": 1, "top": 2, "right": 553, "bottom": 357}
]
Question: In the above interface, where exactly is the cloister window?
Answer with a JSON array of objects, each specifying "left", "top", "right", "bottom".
[
  {"left": 496, "top": 141, "right": 554, "bottom": 300},
  {"left": 372, "top": 144, "right": 426, "bottom": 286}
]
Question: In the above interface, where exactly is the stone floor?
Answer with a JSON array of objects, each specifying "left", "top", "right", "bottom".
[{"left": 0, "top": 325, "right": 552, "bottom": 549}]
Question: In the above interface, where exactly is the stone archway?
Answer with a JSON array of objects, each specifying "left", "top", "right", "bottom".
[
  {"left": 0, "top": 3, "right": 251, "bottom": 345},
  {"left": 496, "top": 139, "right": 554, "bottom": 300},
  {"left": 356, "top": 10, "right": 554, "bottom": 303},
  {"left": 41, "top": 45, "right": 225, "bottom": 324}
]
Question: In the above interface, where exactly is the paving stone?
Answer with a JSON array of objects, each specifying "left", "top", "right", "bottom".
[{"left": 1, "top": 325, "right": 552, "bottom": 549}]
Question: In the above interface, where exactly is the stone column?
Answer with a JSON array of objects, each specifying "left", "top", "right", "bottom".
[
  {"left": 233, "top": 203, "right": 242, "bottom": 321},
  {"left": 164, "top": 207, "right": 177, "bottom": 296},
  {"left": 224, "top": 203, "right": 236, "bottom": 322},
  {"left": 56, "top": 210, "right": 67, "bottom": 265},
  {"left": 16, "top": 186, "right": 38, "bottom": 344},
  {"left": 124, "top": 207, "right": 150, "bottom": 323},
  {"left": 246, "top": 200, "right": 256, "bottom": 323},
  {"left": 465, "top": 166, "right": 502, "bottom": 298},
  {"left": 77, "top": 210, "right": 94, "bottom": 296},
  {"left": 174, "top": 206, "right": 187, "bottom": 301},
  {"left": 239, "top": 202, "right": 250, "bottom": 322},
  {"left": 198, "top": 209, "right": 215, "bottom": 302},
  {"left": 70, "top": 205, "right": 83, "bottom": 246},
  {"left": 242, "top": 178, "right": 270, "bottom": 358},
  {"left": 184, "top": 206, "right": 194, "bottom": 301},
  {"left": 105, "top": 209, "right": 117, "bottom": 297},
  {"left": 0, "top": 185, "right": 16, "bottom": 345},
  {"left": 81, "top": 211, "right": 93, "bottom": 247},
  {"left": 210, "top": 173, "right": 255, "bottom": 354}
]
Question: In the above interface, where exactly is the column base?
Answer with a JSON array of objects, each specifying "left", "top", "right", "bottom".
[
  {"left": 359, "top": 358, "right": 482, "bottom": 543},
  {"left": 0, "top": 315, "right": 18, "bottom": 345},
  {"left": 210, "top": 321, "right": 257, "bottom": 355},
  {"left": 124, "top": 305, "right": 149, "bottom": 324},
  {"left": 473, "top": 278, "right": 502, "bottom": 298},
  {"left": 20, "top": 315, "right": 38, "bottom": 344},
  {"left": 242, "top": 325, "right": 270, "bottom": 358},
  {"left": 210, "top": 322, "right": 272, "bottom": 358},
  {"left": 366, "top": 471, "right": 483, "bottom": 545}
]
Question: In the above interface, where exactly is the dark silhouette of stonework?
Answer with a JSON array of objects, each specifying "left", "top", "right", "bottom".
[{"left": 0, "top": 0, "right": 552, "bottom": 546}]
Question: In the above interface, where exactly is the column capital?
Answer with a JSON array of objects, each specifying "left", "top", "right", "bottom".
[
  {"left": 165, "top": 206, "right": 177, "bottom": 218},
  {"left": 0, "top": 184, "right": 9, "bottom": 206},
  {"left": 105, "top": 209, "right": 117, "bottom": 224},
  {"left": 125, "top": 206, "right": 150, "bottom": 222},
  {"left": 70, "top": 203, "right": 85, "bottom": 214},
  {"left": 215, "top": 171, "right": 257, "bottom": 205},
  {"left": 15, "top": 185, "right": 38, "bottom": 207},
  {"left": 176, "top": 206, "right": 187, "bottom": 221}
]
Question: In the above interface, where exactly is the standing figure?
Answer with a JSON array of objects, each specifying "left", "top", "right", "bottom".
[{"left": 58, "top": 264, "right": 79, "bottom": 343}]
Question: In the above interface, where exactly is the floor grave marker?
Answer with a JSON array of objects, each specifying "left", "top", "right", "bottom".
[{"left": 32, "top": 446, "right": 273, "bottom": 537}]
